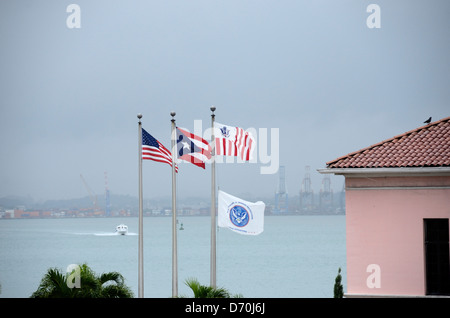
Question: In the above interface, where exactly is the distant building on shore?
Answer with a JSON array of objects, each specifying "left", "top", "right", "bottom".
[{"left": 319, "top": 116, "right": 450, "bottom": 297}]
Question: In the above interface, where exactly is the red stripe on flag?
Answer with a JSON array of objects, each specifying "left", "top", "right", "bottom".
[
  {"left": 142, "top": 145, "right": 178, "bottom": 172},
  {"left": 223, "top": 138, "right": 227, "bottom": 156},
  {"left": 215, "top": 138, "right": 221, "bottom": 155}
]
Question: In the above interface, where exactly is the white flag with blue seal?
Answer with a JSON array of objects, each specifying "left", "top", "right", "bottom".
[{"left": 218, "top": 190, "right": 265, "bottom": 235}]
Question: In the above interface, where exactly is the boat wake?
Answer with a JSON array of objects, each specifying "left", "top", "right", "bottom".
[
  {"left": 73, "top": 232, "right": 138, "bottom": 236},
  {"left": 94, "top": 232, "right": 138, "bottom": 236}
]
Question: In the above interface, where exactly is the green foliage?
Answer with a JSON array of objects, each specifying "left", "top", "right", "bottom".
[
  {"left": 184, "top": 277, "right": 242, "bottom": 298},
  {"left": 333, "top": 267, "right": 344, "bottom": 298},
  {"left": 30, "top": 263, "right": 134, "bottom": 298}
]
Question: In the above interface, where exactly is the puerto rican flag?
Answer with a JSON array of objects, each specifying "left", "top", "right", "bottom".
[
  {"left": 214, "top": 122, "right": 255, "bottom": 161},
  {"left": 176, "top": 127, "right": 212, "bottom": 169}
]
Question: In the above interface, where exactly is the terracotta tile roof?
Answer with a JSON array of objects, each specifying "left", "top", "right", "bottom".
[{"left": 326, "top": 116, "right": 450, "bottom": 169}]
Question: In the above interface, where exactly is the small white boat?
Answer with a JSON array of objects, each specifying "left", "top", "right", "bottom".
[{"left": 115, "top": 224, "right": 128, "bottom": 235}]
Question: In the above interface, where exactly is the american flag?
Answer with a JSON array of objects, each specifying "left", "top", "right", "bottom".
[
  {"left": 142, "top": 128, "right": 178, "bottom": 172},
  {"left": 214, "top": 122, "right": 255, "bottom": 161}
]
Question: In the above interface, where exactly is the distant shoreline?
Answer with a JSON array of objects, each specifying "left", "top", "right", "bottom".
[{"left": 0, "top": 212, "right": 345, "bottom": 220}]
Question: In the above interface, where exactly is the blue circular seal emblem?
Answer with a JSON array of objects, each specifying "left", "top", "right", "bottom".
[{"left": 229, "top": 205, "right": 249, "bottom": 227}]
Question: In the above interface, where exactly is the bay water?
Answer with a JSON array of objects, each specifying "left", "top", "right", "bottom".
[{"left": 0, "top": 215, "right": 346, "bottom": 298}]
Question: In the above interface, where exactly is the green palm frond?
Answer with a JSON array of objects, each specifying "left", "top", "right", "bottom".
[
  {"left": 99, "top": 272, "right": 125, "bottom": 286},
  {"left": 31, "top": 267, "right": 74, "bottom": 298},
  {"left": 184, "top": 277, "right": 239, "bottom": 298},
  {"left": 30, "top": 263, "right": 134, "bottom": 298}
]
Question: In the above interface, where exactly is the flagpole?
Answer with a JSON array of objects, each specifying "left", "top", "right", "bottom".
[
  {"left": 210, "top": 106, "right": 217, "bottom": 288},
  {"left": 137, "top": 113, "right": 144, "bottom": 298},
  {"left": 170, "top": 111, "right": 178, "bottom": 297}
]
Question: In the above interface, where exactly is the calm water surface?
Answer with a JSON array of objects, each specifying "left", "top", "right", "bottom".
[{"left": 0, "top": 215, "right": 346, "bottom": 298}]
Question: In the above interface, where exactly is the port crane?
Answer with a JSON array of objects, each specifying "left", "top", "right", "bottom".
[{"left": 80, "top": 174, "right": 99, "bottom": 211}]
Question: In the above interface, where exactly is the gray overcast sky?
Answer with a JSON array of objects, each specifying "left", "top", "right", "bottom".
[{"left": 0, "top": 0, "right": 449, "bottom": 202}]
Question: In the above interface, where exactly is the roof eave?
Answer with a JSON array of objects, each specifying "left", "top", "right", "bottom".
[{"left": 317, "top": 166, "right": 450, "bottom": 177}]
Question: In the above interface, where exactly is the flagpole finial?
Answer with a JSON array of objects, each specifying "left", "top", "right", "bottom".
[
  {"left": 170, "top": 111, "right": 176, "bottom": 122},
  {"left": 137, "top": 113, "right": 142, "bottom": 122},
  {"left": 210, "top": 106, "right": 216, "bottom": 113}
]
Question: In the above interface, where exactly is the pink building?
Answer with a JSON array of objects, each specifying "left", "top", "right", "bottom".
[{"left": 320, "top": 116, "right": 450, "bottom": 297}]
